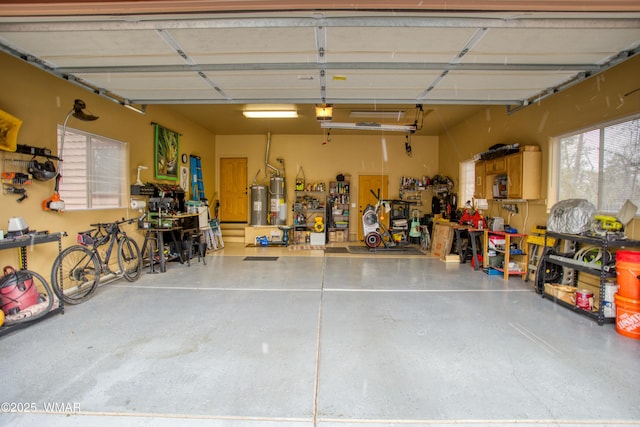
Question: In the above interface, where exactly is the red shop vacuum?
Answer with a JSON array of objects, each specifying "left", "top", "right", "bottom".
[{"left": 0, "top": 266, "right": 40, "bottom": 315}]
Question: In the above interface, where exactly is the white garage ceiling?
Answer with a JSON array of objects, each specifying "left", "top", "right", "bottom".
[{"left": 0, "top": 2, "right": 639, "bottom": 135}]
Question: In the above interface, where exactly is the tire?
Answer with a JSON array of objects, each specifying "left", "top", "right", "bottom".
[
  {"left": 534, "top": 255, "right": 562, "bottom": 294},
  {"left": 118, "top": 236, "right": 142, "bottom": 282},
  {"left": 365, "top": 232, "right": 382, "bottom": 248},
  {"left": 51, "top": 246, "right": 100, "bottom": 304}
]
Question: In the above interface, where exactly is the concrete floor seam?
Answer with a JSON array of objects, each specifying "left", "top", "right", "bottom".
[{"left": 312, "top": 256, "right": 327, "bottom": 427}]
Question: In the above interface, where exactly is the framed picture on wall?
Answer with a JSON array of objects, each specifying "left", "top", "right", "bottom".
[
  {"left": 154, "top": 123, "right": 179, "bottom": 180},
  {"left": 180, "top": 165, "right": 189, "bottom": 194}
]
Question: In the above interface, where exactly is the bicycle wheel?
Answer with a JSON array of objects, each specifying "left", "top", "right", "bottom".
[
  {"left": 118, "top": 236, "right": 142, "bottom": 282},
  {"left": 51, "top": 245, "right": 100, "bottom": 304}
]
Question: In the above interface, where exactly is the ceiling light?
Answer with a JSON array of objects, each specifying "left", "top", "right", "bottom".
[
  {"left": 320, "top": 122, "right": 416, "bottom": 132},
  {"left": 123, "top": 102, "right": 146, "bottom": 115},
  {"left": 243, "top": 110, "right": 298, "bottom": 119},
  {"left": 350, "top": 110, "right": 406, "bottom": 119},
  {"left": 315, "top": 104, "right": 333, "bottom": 121}
]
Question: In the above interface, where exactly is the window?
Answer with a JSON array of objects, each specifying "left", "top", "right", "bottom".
[
  {"left": 551, "top": 115, "right": 640, "bottom": 213},
  {"left": 57, "top": 126, "right": 128, "bottom": 210},
  {"left": 458, "top": 159, "right": 476, "bottom": 208}
]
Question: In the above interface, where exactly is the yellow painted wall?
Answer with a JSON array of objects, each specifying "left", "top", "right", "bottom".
[
  {"left": 2, "top": 47, "right": 639, "bottom": 282},
  {"left": 0, "top": 52, "right": 216, "bottom": 278},
  {"left": 438, "top": 54, "right": 640, "bottom": 238},
  {"left": 215, "top": 133, "right": 439, "bottom": 240}
]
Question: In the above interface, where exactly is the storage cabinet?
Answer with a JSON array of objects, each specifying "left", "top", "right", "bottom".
[
  {"left": 328, "top": 181, "right": 350, "bottom": 243},
  {"left": 536, "top": 231, "right": 640, "bottom": 325},
  {"left": 483, "top": 230, "right": 528, "bottom": 280},
  {"left": 485, "top": 157, "right": 506, "bottom": 174},
  {"left": 474, "top": 148, "right": 541, "bottom": 200},
  {"left": 506, "top": 151, "right": 541, "bottom": 199},
  {"left": 293, "top": 191, "right": 327, "bottom": 244}
]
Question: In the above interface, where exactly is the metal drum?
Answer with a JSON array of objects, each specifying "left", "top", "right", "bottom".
[
  {"left": 269, "top": 177, "right": 286, "bottom": 225},
  {"left": 250, "top": 184, "right": 268, "bottom": 225}
]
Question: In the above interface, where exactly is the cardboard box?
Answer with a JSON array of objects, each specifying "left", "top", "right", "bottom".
[
  {"left": 488, "top": 235, "right": 506, "bottom": 250},
  {"left": 310, "top": 232, "right": 325, "bottom": 245},
  {"left": 444, "top": 254, "right": 460, "bottom": 263},
  {"left": 544, "top": 283, "right": 576, "bottom": 305},
  {"left": 431, "top": 222, "right": 453, "bottom": 259}
]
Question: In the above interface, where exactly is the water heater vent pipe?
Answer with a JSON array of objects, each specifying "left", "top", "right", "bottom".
[{"left": 265, "top": 132, "right": 281, "bottom": 177}]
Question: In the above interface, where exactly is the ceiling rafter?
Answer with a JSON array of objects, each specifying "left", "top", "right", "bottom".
[{"left": 53, "top": 62, "right": 602, "bottom": 74}]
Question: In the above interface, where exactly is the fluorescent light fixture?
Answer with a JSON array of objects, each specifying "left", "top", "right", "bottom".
[
  {"left": 243, "top": 110, "right": 298, "bottom": 118},
  {"left": 321, "top": 121, "right": 416, "bottom": 132},
  {"left": 123, "top": 102, "right": 146, "bottom": 115},
  {"left": 315, "top": 104, "right": 333, "bottom": 121},
  {"left": 350, "top": 110, "right": 406, "bottom": 119}
]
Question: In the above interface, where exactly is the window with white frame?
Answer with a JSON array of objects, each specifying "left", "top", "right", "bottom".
[
  {"left": 57, "top": 126, "right": 128, "bottom": 210},
  {"left": 550, "top": 114, "right": 640, "bottom": 213},
  {"left": 458, "top": 159, "right": 476, "bottom": 208}
]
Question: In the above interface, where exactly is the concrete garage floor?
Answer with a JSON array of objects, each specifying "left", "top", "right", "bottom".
[{"left": 1, "top": 243, "right": 639, "bottom": 427}]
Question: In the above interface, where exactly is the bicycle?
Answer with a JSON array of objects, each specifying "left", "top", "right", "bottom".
[{"left": 50, "top": 217, "right": 142, "bottom": 304}]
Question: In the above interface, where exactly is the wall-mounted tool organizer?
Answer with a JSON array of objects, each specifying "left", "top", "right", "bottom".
[{"left": 1, "top": 144, "right": 61, "bottom": 203}]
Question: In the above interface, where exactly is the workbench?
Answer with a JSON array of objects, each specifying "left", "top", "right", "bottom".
[{"left": 452, "top": 226, "right": 484, "bottom": 270}]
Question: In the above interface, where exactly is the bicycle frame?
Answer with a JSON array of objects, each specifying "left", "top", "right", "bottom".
[
  {"left": 85, "top": 220, "right": 132, "bottom": 273},
  {"left": 78, "top": 220, "right": 133, "bottom": 274}
]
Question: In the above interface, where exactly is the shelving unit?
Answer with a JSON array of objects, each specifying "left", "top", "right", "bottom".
[
  {"left": 328, "top": 181, "right": 350, "bottom": 243},
  {"left": 389, "top": 200, "right": 416, "bottom": 244},
  {"left": 536, "top": 231, "right": 640, "bottom": 325},
  {"left": 0, "top": 232, "right": 66, "bottom": 337},
  {"left": 483, "top": 230, "right": 528, "bottom": 280},
  {"left": 293, "top": 190, "right": 327, "bottom": 245},
  {"left": 399, "top": 188, "right": 424, "bottom": 209}
]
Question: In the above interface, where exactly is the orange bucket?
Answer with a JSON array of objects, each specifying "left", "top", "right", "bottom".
[
  {"left": 615, "top": 251, "right": 640, "bottom": 300},
  {"left": 614, "top": 293, "right": 640, "bottom": 340}
]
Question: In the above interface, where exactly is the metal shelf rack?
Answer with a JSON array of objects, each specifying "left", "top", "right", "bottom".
[{"left": 536, "top": 231, "right": 640, "bottom": 325}]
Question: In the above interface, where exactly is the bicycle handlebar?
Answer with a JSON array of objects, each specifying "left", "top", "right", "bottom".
[{"left": 89, "top": 216, "right": 140, "bottom": 229}]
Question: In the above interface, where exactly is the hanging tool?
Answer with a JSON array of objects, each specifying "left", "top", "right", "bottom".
[
  {"left": 5, "top": 186, "right": 28, "bottom": 202},
  {"left": 2, "top": 171, "right": 31, "bottom": 185},
  {"left": 2, "top": 172, "right": 31, "bottom": 202},
  {"left": 42, "top": 174, "right": 65, "bottom": 212},
  {"left": 590, "top": 214, "right": 624, "bottom": 236}
]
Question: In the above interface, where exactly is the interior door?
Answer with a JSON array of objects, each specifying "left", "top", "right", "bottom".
[
  {"left": 358, "top": 174, "right": 389, "bottom": 241},
  {"left": 219, "top": 157, "right": 248, "bottom": 222}
]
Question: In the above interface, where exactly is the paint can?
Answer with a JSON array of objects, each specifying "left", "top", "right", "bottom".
[
  {"left": 603, "top": 280, "right": 619, "bottom": 318},
  {"left": 576, "top": 289, "right": 594, "bottom": 311}
]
